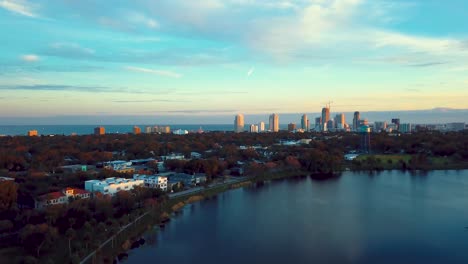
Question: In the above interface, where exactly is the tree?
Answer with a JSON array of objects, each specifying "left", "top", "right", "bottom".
[
  {"left": 0, "top": 219, "right": 13, "bottom": 233},
  {"left": 20, "top": 224, "right": 58, "bottom": 257},
  {"left": 65, "top": 228, "right": 76, "bottom": 257},
  {"left": 0, "top": 181, "right": 18, "bottom": 212}
]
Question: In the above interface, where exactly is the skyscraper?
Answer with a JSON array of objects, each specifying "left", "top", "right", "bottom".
[
  {"left": 315, "top": 117, "right": 322, "bottom": 131},
  {"left": 392, "top": 118, "right": 400, "bottom": 131},
  {"left": 269, "top": 113, "right": 279, "bottom": 132},
  {"left": 353, "top": 111, "right": 360, "bottom": 131},
  {"left": 335, "top": 113, "right": 345, "bottom": 129},
  {"left": 321, "top": 107, "right": 330, "bottom": 131},
  {"left": 301, "top": 114, "right": 309, "bottom": 131},
  {"left": 133, "top": 126, "right": 141, "bottom": 135},
  {"left": 234, "top": 114, "right": 244, "bottom": 133},
  {"left": 258, "top": 121, "right": 265, "bottom": 132}
]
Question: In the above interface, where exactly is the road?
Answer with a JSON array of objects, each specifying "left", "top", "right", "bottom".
[{"left": 168, "top": 176, "right": 248, "bottom": 199}]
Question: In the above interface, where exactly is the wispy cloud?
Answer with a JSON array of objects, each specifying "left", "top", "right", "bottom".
[
  {"left": 0, "top": 84, "right": 129, "bottom": 93},
  {"left": 20, "top": 54, "right": 39, "bottom": 62},
  {"left": 113, "top": 99, "right": 191, "bottom": 103},
  {"left": 165, "top": 109, "right": 238, "bottom": 114},
  {"left": 247, "top": 67, "right": 254, "bottom": 77},
  {"left": 0, "top": 0, "right": 37, "bottom": 17},
  {"left": 44, "top": 42, "right": 95, "bottom": 59},
  {"left": 125, "top": 66, "right": 182, "bottom": 78}
]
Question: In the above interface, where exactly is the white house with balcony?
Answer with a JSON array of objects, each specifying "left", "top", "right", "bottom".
[
  {"left": 85, "top": 177, "right": 144, "bottom": 196},
  {"left": 133, "top": 174, "right": 168, "bottom": 191}
]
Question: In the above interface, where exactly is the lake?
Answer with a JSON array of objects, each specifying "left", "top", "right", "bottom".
[{"left": 124, "top": 170, "right": 468, "bottom": 264}]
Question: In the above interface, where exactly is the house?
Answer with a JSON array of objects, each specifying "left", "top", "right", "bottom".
[
  {"left": 35, "top": 188, "right": 90, "bottom": 210},
  {"left": 85, "top": 177, "right": 144, "bottom": 196},
  {"left": 103, "top": 160, "right": 135, "bottom": 173},
  {"left": 133, "top": 174, "right": 168, "bottom": 191},
  {"left": 160, "top": 153, "right": 185, "bottom": 161},
  {"left": 168, "top": 173, "right": 207, "bottom": 187}
]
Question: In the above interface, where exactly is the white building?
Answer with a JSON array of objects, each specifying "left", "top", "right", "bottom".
[
  {"left": 133, "top": 174, "right": 168, "bottom": 191},
  {"left": 85, "top": 177, "right": 144, "bottom": 196},
  {"left": 160, "top": 153, "right": 185, "bottom": 160},
  {"left": 249, "top": 124, "right": 259, "bottom": 133},
  {"left": 258, "top": 122, "right": 265, "bottom": 132},
  {"left": 173, "top": 129, "right": 189, "bottom": 135}
]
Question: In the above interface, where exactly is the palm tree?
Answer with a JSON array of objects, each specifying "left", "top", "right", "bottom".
[{"left": 65, "top": 228, "right": 76, "bottom": 256}]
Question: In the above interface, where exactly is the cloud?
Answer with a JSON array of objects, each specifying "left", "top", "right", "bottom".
[
  {"left": 372, "top": 31, "right": 467, "bottom": 54},
  {"left": 126, "top": 12, "right": 159, "bottom": 29},
  {"left": 0, "top": 0, "right": 37, "bottom": 17},
  {"left": 0, "top": 84, "right": 130, "bottom": 93},
  {"left": 113, "top": 99, "right": 191, "bottom": 103},
  {"left": 165, "top": 109, "right": 238, "bottom": 114},
  {"left": 44, "top": 42, "right": 95, "bottom": 59},
  {"left": 20, "top": 54, "right": 39, "bottom": 62},
  {"left": 407, "top": 62, "right": 447, "bottom": 67},
  {"left": 246, "top": 67, "right": 254, "bottom": 77},
  {"left": 125, "top": 66, "right": 182, "bottom": 78}
]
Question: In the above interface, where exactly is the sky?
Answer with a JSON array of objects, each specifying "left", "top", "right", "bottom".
[{"left": 0, "top": 0, "right": 467, "bottom": 124}]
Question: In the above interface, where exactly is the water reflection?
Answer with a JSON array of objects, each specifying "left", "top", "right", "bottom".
[{"left": 125, "top": 170, "right": 468, "bottom": 264}]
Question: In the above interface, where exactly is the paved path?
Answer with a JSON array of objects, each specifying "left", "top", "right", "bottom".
[{"left": 168, "top": 177, "right": 248, "bottom": 199}]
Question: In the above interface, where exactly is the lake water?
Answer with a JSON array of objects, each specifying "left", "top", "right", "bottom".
[{"left": 124, "top": 170, "right": 468, "bottom": 264}]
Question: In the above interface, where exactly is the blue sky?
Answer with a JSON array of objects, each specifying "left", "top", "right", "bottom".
[{"left": 0, "top": 0, "right": 467, "bottom": 121}]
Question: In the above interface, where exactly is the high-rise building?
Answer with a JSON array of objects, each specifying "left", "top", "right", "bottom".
[
  {"left": 400, "top": 123, "right": 412, "bottom": 133},
  {"left": 374, "top": 121, "right": 387, "bottom": 132},
  {"left": 288, "top": 123, "right": 296, "bottom": 132},
  {"left": 391, "top": 118, "right": 400, "bottom": 131},
  {"left": 335, "top": 113, "right": 345, "bottom": 130},
  {"left": 94, "top": 126, "right": 105, "bottom": 135},
  {"left": 234, "top": 114, "right": 245, "bottom": 133},
  {"left": 269, "top": 114, "right": 279, "bottom": 132},
  {"left": 27, "top": 130, "right": 38, "bottom": 137},
  {"left": 315, "top": 117, "right": 322, "bottom": 131},
  {"left": 258, "top": 122, "right": 265, "bottom": 132},
  {"left": 249, "top": 124, "right": 259, "bottom": 133},
  {"left": 133, "top": 126, "right": 141, "bottom": 135},
  {"left": 353, "top": 111, "right": 360, "bottom": 131},
  {"left": 301, "top": 114, "right": 309, "bottom": 131},
  {"left": 326, "top": 120, "right": 335, "bottom": 132},
  {"left": 145, "top": 126, "right": 152, "bottom": 134},
  {"left": 360, "top": 125, "right": 371, "bottom": 153},
  {"left": 321, "top": 107, "right": 330, "bottom": 131}
]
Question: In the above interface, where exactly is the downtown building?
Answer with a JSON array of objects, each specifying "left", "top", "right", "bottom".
[
  {"left": 234, "top": 114, "right": 245, "bottom": 133},
  {"left": 321, "top": 107, "right": 330, "bottom": 131},
  {"left": 301, "top": 114, "right": 310, "bottom": 131},
  {"left": 269, "top": 113, "right": 279, "bottom": 132}
]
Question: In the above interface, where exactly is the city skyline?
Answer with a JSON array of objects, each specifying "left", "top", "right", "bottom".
[{"left": 0, "top": 0, "right": 468, "bottom": 120}]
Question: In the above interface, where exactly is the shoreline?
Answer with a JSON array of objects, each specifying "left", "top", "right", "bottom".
[{"left": 90, "top": 167, "right": 468, "bottom": 263}]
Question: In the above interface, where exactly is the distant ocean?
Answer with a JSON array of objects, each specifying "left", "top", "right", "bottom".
[
  {"left": 0, "top": 124, "right": 287, "bottom": 136},
  {"left": 0, "top": 125, "right": 239, "bottom": 136}
]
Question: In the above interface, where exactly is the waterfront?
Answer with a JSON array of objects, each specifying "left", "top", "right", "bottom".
[
  {"left": 124, "top": 170, "right": 468, "bottom": 264},
  {"left": 0, "top": 125, "right": 231, "bottom": 136}
]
